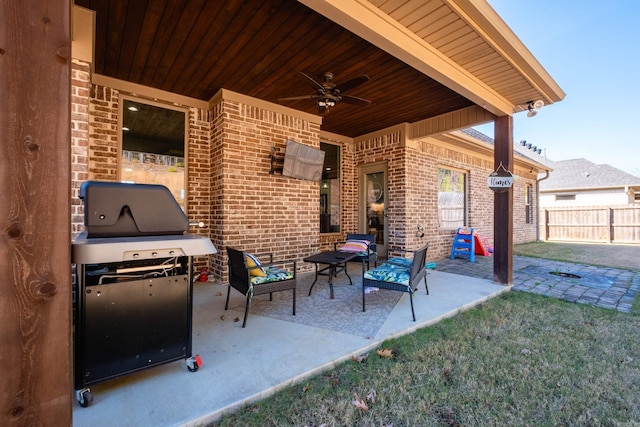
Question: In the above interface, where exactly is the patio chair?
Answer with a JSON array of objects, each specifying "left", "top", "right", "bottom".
[
  {"left": 225, "top": 247, "right": 297, "bottom": 328},
  {"left": 362, "top": 243, "right": 429, "bottom": 321},
  {"left": 334, "top": 233, "right": 378, "bottom": 270}
]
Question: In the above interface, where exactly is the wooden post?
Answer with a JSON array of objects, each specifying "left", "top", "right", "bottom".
[
  {"left": 544, "top": 209, "right": 550, "bottom": 241},
  {"left": 609, "top": 207, "right": 614, "bottom": 243},
  {"left": 0, "top": 0, "right": 72, "bottom": 424},
  {"left": 493, "top": 115, "right": 513, "bottom": 285}
]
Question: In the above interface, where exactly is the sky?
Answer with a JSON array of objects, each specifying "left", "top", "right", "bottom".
[{"left": 473, "top": 0, "right": 640, "bottom": 177}]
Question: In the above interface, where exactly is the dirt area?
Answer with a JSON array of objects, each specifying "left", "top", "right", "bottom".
[{"left": 514, "top": 241, "right": 640, "bottom": 271}]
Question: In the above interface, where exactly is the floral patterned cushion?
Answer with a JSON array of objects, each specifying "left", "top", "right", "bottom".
[
  {"left": 386, "top": 257, "right": 412, "bottom": 267},
  {"left": 250, "top": 266, "right": 294, "bottom": 285},
  {"left": 363, "top": 262, "right": 410, "bottom": 286}
]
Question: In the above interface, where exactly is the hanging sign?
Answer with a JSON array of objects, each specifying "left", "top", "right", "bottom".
[{"left": 487, "top": 163, "right": 513, "bottom": 193}]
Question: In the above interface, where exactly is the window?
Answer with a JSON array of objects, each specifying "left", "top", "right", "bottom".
[
  {"left": 320, "top": 142, "right": 340, "bottom": 233},
  {"left": 120, "top": 97, "right": 187, "bottom": 208},
  {"left": 555, "top": 194, "right": 576, "bottom": 201},
  {"left": 438, "top": 167, "right": 467, "bottom": 228},
  {"left": 525, "top": 184, "right": 533, "bottom": 224}
]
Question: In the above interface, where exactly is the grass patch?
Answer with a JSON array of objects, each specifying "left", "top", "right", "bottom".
[
  {"left": 514, "top": 241, "right": 640, "bottom": 271},
  {"left": 211, "top": 292, "right": 640, "bottom": 426}
]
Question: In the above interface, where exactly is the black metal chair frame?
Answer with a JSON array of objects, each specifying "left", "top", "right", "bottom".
[
  {"left": 225, "top": 247, "right": 297, "bottom": 328},
  {"left": 334, "top": 233, "right": 378, "bottom": 270},
  {"left": 362, "top": 243, "right": 429, "bottom": 321}
]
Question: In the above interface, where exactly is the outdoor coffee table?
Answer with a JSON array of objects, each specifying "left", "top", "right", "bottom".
[{"left": 303, "top": 251, "right": 357, "bottom": 299}]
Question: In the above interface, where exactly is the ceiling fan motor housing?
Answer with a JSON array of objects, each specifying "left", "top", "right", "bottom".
[{"left": 278, "top": 71, "right": 371, "bottom": 114}]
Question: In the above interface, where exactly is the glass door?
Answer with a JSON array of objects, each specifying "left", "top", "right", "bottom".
[{"left": 360, "top": 163, "right": 388, "bottom": 258}]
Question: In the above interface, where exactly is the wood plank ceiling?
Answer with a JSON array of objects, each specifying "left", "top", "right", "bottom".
[
  {"left": 74, "top": 0, "right": 560, "bottom": 138},
  {"left": 75, "top": 0, "right": 478, "bottom": 137}
]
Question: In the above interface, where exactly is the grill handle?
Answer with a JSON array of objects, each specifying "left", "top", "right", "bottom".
[{"left": 189, "top": 221, "right": 205, "bottom": 228}]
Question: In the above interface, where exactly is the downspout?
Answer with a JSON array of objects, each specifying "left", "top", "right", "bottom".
[{"left": 536, "top": 169, "right": 550, "bottom": 241}]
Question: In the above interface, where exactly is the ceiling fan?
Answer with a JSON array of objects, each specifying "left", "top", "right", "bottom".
[{"left": 278, "top": 72, "right": 371, "bottom": 114}]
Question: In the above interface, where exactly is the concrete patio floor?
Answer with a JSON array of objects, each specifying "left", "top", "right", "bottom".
[{"left": 72, "top": 263, "right": 508, "bottom": 426}]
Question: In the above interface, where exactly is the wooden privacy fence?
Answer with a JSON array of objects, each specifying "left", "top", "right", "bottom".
[{"left": 542, "top": 206, "right": 640, "bottom": 243}]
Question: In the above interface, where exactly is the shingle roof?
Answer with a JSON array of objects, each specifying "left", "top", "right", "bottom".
[
  {"left": 540, "top": 158, "right": 640, "bottom": 190},
  {"left": 461, "top": 127, "right": 494, "bottom": 144}
]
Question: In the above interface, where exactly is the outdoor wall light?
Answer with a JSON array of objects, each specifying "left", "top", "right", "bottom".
[
  {"left": 526, "top": 100, "right": 544, "bottom": 117},
  {"left": 527, "top": 104, "right": 537, "bottom": 117}
]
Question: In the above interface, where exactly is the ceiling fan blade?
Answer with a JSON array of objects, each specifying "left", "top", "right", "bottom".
[
  {"left": 278, "top": 94, "right": 317, "bottom": 101},
  {"left": 297, "top": 72, "right": 325, "bottom": 92},
  {"left": 335, "top": 74, "right": 370, "bottom": 94},
  {"left": 340, "top": 95, "right": 371, "bottom": 106}
]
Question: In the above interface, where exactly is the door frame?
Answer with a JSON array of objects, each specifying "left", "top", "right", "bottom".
[{"left": 359, "top": 161, "right": 388, "bottom": 258}]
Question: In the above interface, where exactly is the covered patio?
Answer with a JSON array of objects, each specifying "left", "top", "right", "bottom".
[
  {"left": 64, "top": 0, "right": 565, "bottom": 282},
  {"left": 72, "top": 265, "right": 507, "bottom": 426}
]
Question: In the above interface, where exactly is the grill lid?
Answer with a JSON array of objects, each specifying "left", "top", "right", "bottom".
[{"left": 80, "top": 181, "right": 188, "bottom": 238}]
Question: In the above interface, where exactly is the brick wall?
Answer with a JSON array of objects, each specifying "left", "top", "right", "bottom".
[
  {"left": 348, "top": 130, "right": 539, "bottom": 261},
  {"left": 215, "top": 98, "right": 322, "bottom": 278},
  {"left": 87, "top": 85, "right": 119, "bottom": 182},
  {"left": 187, "top": 106, "right": 214, "bottom": 272},
  {"left": 207, "top": 101, "right": 226, "bottom": 278},
  {"left": 422, "top": 140, "right": 538, "bottom": 258},
  {"left": 75, "top": 78, "right": 538, "bottom": 279},
  {"left": 71, "top": 60, "right": 91, "bottom": 238},
  {"left": 76, "top": 83, "right": 326, "bottom": 280},
  {"left": 354, "top": 128, "right": 408, "bottom": 250},
  {"left": 419, "top": 140, "right": 494, "bottom": 259},
  {"left": 512, "top": 166, "right": 539, "bottom": 244}
]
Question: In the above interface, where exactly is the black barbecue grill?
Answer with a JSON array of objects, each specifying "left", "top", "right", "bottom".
[{"left": 72, "top": 181, "right": 216, "bottom": 407}]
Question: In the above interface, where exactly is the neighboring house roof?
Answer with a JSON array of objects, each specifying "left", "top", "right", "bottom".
[{"left": 540, "top": 158, "right": 640, "bottom": 191}]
